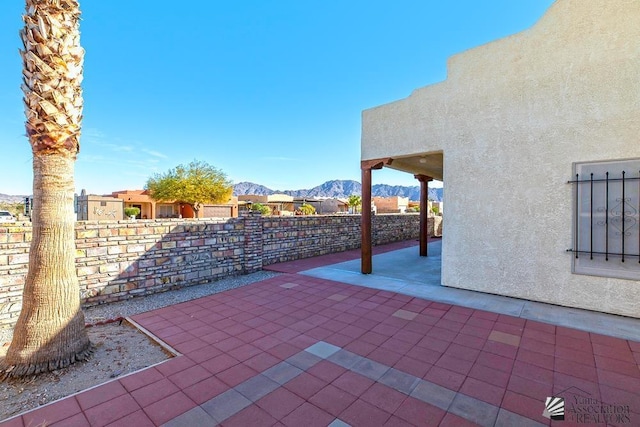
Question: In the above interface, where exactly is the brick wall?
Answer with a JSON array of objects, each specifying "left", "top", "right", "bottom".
[
  {"left": 261, "top": 216, "right": 362, "bottom": 265},
  {"left": 373, "top": 213, "right": 421, "bottom": 245},
  {"left": 0, "top": 213, "right": 427, "bottom": 328},
  {"left": 0, "top": 226, "right": 31, "bottom": 330}
]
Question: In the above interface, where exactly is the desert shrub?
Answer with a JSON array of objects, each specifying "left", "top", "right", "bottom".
[
  {"left": 251, "top": 203, "right": 271, "bottom": 215},
  {"left": 124, "top": 207, "right": 141, "bottom": 218},
  {"left": 299, "top": 203, "right": 316, "bottom": 215}
]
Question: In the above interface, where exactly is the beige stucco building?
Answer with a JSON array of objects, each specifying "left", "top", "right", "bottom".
[
  {"left": 361, "top": 0, "right": 639, "bottom": 318},
  {"left": 77, "top": 190, "right": 238, "bottom": 220},
  {"left": 373, "top": 196, "right": 409, "bottom": 214},
  {"left": 238, "top": 194, "right": 295, "bottom": 215},
  {"left": 112, "top": 190, "right": 238, "bottom": 219},
  {"left": 77, "top": 193, "right": 124, "bottom": 221}
]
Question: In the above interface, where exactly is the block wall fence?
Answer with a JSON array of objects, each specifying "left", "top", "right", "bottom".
[{"left": 0, "top": 213, "right": 433, "bottom": 329}]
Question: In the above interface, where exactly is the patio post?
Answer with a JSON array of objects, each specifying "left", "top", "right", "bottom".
[
  {"left": 414, "top": 174, "right": 433, "bottom": 257},
  {"left": 361, "top": 158, "right": 392, "bottom": 274}
]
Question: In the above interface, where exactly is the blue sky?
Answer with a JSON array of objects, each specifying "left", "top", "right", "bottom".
[{"left": 0, "top": 1, "right": 554, "bottom": 195}]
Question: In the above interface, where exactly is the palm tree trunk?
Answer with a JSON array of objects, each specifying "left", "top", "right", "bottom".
[
  {"left": 1, "top": 0, "right": 91, "bottom": 379},
  {"left": 3, "top": 155, "right": 91, "bottom": 377}
]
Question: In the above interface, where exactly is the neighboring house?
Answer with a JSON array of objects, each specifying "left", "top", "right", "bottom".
[
  {"left": 238, "top": 195, "right": 349, "bottom": 215},
  {"left": 407, "top": 200, "right": 442, "bottom": 215},
  {"left": 112, "top": 190, "right": 157, "bottom": 219},
  {"left": 114, "top": 190, "right": 239, "bottom": 219},
  {"left": 77, "top": 190, "right": 238, "bottom": 220},
  {"left": 314, "top": 198, "right": 349, "bottom": 214},
  {"left": 76, "top": 192, "right": 123, "bottom": 221},
  {"left": 293, "top": 198, "right": 324, "bottom": 213},
  {"left": 200, "top": 199, "right": 239, "bottom": 219},
  {"left": 360, "top": 0, "right": 639, "bottom": 318},
  {"left": 238, "top": 194, "right": 295, "bottom": 215},
  {"left": 373, "top": 196, "right": 409, "bottom": 214}
]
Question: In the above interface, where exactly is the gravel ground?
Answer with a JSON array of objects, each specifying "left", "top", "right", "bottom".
[
  {"left": 1, "top": 321, "right": 171, "bottom": 421},
  {"left": 0, "top": 270, "right": 280, "bottom": 421}
]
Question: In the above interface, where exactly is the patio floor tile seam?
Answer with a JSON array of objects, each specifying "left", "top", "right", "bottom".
[
  {"left": 308, "top": 342, "right": 548, "bottom": 427},
  {"left": 162, "top": 346, "right": 328, "bottom": 426}
]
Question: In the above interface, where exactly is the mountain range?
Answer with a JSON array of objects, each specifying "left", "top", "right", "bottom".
[
  {"left": 0, "top": 194, "right": 26, "bottom": 204},
  {"left": 233, "top": 180, "right": 443, "bottom": 201}
]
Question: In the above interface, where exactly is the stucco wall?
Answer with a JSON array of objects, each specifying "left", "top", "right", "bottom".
[
  {"left": 361, "top": 0, "right": 640, "bottom": 318},
  {"left": 78, "top": 197, "right": 124, "bottom": 221}
]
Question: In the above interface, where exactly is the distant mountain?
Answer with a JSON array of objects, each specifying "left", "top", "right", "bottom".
[
  {"left": 233, "top": 180, "right": 443, "bottom": 201},
  {"left": 293, "top": 180, "right": 362, "bottom": 198},
  {"left": 0, "top": 194, "right": 27, "bottom": 204},
  {"left": 233, "top": 182, "right": 275, "bottom": 196}
]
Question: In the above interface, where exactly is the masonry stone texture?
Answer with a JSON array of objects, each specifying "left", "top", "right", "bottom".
[{"left": 0, "top": 213, "right": 429, "bottom": 328}]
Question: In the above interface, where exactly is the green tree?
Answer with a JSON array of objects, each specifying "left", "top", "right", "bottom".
[
  {"left": 0, "top": 202, "right": 24, "bottom": 217},
  {"left": 2, "top": 0, "right": 92, "bottom": 378},
  {"left": 347, "top": 194, "right": 362, "bottom": 214},
  {"left": 146, "top": 160, "right": 233, "bottom": 217}
]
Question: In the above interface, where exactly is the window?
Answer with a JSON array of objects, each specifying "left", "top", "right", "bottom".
[
  {"left": 570, "top": 159, "right": 640, "bottom": 280},
  {"left": 157, "top": 204, "right": 176, "bottom": 218}
]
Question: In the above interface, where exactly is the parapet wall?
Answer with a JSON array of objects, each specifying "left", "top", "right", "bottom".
[{"left": 0, "top": 214, "right": 429, "bottom": 328}]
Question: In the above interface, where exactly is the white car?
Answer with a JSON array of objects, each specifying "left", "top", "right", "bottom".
[{"left": 0, "top": 210, "right": 16, "bottom": 223}]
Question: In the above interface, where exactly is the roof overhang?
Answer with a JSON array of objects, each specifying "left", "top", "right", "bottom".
[{"left": 362, "top": 152, "right": 443, "bottom": 181}]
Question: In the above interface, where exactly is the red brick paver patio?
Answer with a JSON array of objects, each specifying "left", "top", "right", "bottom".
[{"left": 2, "top": 240, "right": 639, "bottom": 426}]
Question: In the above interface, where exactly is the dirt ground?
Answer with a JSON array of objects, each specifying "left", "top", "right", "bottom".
[{"left": 0, "top": 320, "right": 172, "bottom": 422}]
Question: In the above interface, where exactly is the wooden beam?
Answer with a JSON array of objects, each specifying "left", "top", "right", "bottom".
[
  {"left": 361, "top": 166, "right": 373, "bottom": 274},
  {"left": 361, "top": 157, "right": 392, "bottom": 171},
  {"left": 360, "top": 158, "right": 394, "bottom": 273},
  {"left": 414, "top": 174, "right": 433, "bottom": 257}
]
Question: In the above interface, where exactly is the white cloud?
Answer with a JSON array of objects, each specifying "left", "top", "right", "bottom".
[
  {"left": 142, "top": 149, "right": 168, "bottom": 159},
  {"left": 82, "top": 128, "right": 106, "bottom": 139}
]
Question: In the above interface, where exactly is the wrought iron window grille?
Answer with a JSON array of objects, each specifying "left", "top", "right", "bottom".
[{"left": 567, "top": 170, "right": 640, "bottom": 262}]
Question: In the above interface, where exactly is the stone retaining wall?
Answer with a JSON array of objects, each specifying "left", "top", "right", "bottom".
[
  {"left": 261, "top": 216, "right": 362, "bottom": 265},
  {"left": 0, "top": 213, "right": 429, "bottom": 328}
]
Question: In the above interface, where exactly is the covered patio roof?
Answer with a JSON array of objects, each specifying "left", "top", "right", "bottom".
[{"left": 380, "top": 152, "right": 444, "bottom": 182}]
